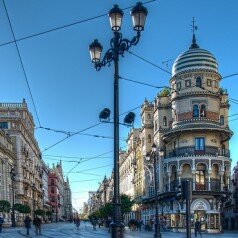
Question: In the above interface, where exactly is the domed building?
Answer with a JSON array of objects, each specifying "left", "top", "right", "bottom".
[{"left": 141, "top": 34, "right": 233, "bottom": 233}]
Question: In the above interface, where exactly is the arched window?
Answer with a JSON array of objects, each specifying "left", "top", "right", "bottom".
[
  {"left": 148, "top": 134, "right": 151, "bottom": 143},
  {"left": 196, "top": 77, "right": 202, "bottom": 88},
  {"left": 51, "top": 179, "right": 54, "bottom": 185},
  {"left": 147, "top": 114, "right": 151, "bottom": 119},
  {"left": 200, "top": 105, "right": 206, "bottom": 117},
  {"left": 220, "top": 115, "right": 224, "bottom": 125},
  {"left": 163, "top": 116, "right": 167, "bottom": 126},
  {"left": 193, "top": 105, "right": 199, "bottom": 117}
]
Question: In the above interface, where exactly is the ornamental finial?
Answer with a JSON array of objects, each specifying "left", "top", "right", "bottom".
[{"left": 189, "top": 17, "right": 199, "bottom": 49}]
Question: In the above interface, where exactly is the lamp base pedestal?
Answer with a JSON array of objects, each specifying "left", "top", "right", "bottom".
[
  {"left": 111, "top": 222, "right": 124, "bottom": 238},
  {"left": 154, "top": 234, "right": 162, "bottom": 238}
]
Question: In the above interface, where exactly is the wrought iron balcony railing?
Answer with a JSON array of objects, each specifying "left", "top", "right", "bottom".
[
  {"left": 166, "top": 146, "right": 230, "bottom": 158},
  {"left": 163, "top": 178, "right": 222, "bottom": 193}
]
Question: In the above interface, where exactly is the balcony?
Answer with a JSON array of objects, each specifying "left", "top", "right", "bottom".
[
  {"left": 164, "top": 178, "right": 222, "bottom": 193},
  {"left": 166, "top": 146, "right": 230, "bottom": 158}
]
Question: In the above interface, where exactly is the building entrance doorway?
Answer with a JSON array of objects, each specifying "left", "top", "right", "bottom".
[{"left": 194, "top": 210, "right": 206, "bottom": 231}]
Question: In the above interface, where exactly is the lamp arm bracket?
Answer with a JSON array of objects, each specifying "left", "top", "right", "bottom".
[
  {"left": 95, "top": 48, "right": 114, "bottom": 71},
  {"left": 94, "top": 32, "right": 141, "bottom": 70},
  {"left": 118, "top": 32, "right": 141, "bottom": 56}
]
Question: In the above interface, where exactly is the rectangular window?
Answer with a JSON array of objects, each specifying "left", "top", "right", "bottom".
[
  {"left": 176, "top": 82, "right": 181, "bottom": 90},
  {"left": 207, "top": 79, "right": 212, "bottom": 86},
  {"left": 185, "top": 80, "right": 191, "bottom": 87},
  {"left": 0, "top": 122, "right": 8, "bottom": 129},
  {"left": 214, "top": 81, "right": 218, "bottom": 88},
  {"left": 195, "top": 137, "right": 205, "bottom": 150}
]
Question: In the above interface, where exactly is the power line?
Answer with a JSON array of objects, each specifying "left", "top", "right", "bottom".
[
  {"left": 120, "top": 76, "right": 169, "bottom": 90},
  {"left": 43, "top": 154, "right": 112, "bottom": 159},
  {"left": 3, "top": 0, "right": 41, "bottom": 127},
  {"left": 39, "top": 126, "right": 126, "bottom": 140},
  {"left": 42, "top": 122, "right": 102, "bottom": 152},
  {"left": 120, "top": 73, "right": 238, "bottom": 95},
  {"left": 73, "top": 164, "right": 113, "bottom": 174},
  {"left": 70, "top": 179, "right": 101, "bottom": 183},
  {"left": 65, "top": 161, "right": 81, "bottom": 177},
  {"left": 0, "top": 0, "right": 156, "bottom": 48}
]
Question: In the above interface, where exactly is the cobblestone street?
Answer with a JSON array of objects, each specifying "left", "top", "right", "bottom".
[{"left": 0, "top": 222, "right": 238, "bottom": 238}]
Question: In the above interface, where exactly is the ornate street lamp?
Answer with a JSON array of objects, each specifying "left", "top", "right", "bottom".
[
  {"left": 145, "top": 144, "right": 164, "bottom": 238},
  {"left": 10, "top": 168, "right": 16, "bottom": 227},
  {"left": 89, "top": 4, "right": 147, "bottom": 237},
  {"left": 32, "top": 183, "right": 37, "bottom": 218}
]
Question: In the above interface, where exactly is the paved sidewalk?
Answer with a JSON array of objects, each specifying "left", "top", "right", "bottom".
[{"left": 0, "top": 222, "right": 237, "bottom": 238}]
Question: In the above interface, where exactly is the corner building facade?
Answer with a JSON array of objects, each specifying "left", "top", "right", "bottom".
[{"left": 142, "top": 36, "right": 233, "bottom": 233}]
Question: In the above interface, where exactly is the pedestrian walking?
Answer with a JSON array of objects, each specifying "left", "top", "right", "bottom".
[
  {"left": 136, "top": 219, "right": 143, "bottom": 231},
  {"left": 33, "top": 216, "right": 42, "bottom": 236},
  {"left": 0, "top": 216, "right": 4, "bottom": 233},
  {"left": 194, "top": 218, "right": 202, "bottom": 237},
  {"left": 91, "top": 217, "right": 97, "bottom": 231},
  {"left": 97, "top": 218, "right": 102, "bottom": 228},
  {"left": 107, "top": 217, "right": 112, "bottom": 233},
  {"left": 75, "top": 217, "right": 81, "bottom": 230},
  {"left": 24, "top": 215, "right": 32, "bottom": 236}
]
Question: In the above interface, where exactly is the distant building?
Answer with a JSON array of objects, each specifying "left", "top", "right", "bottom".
[
  {"left": 0, "top": 130, "right": 15, "bottom": 221},
  {"left": 48, "top": 162, "right": 72, "bottom": 221},
  {"left": 64, "top": 177, "right": 72, "bottom": 220},
  {"left": 0, "top": 100, "right": 43, "bottom": 220}
]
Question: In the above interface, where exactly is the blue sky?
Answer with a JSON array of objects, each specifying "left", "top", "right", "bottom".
[{"left": 0, "top": 0, "right": 237, "bottom": 210}]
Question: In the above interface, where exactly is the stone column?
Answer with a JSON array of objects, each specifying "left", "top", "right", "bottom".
[
  {"left": 220, "top": 171, "right": 224, "bottom": 191},
  {"left": 168, "top": 173, "right": 171, "bottom": 192},
  {"left": 208, "top": 171, "right": 212, "bottom": 191},
  {"left": 192, "top": 170, "right": 196, "bottom": 190}
]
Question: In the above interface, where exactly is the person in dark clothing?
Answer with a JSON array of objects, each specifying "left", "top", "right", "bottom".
[
  {"left": 33, "top": 216, "right": 42, "bottom": 235},
  {"left": 75, "top": 217, "right": 81, "bottom": 230},
  {"left": 24, "top": 215, "right": 32, "bottom": 236},
  {"left": 92, "top": 217, "right": 97, "bottom": 230},
  {"left": 136, "top": 219, "right": 143, "bottom": 231},
  {"left": 194, "top": 219, "right": 202, "bottom": 237},
  {"left": 0, "top": 216, "right": 4, "bottom": 233}
]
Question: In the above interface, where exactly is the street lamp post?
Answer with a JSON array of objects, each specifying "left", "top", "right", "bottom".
[
  {"left": 10, "top": 168, "right": 16, "bottom": 227},
  {"left": 42, "top": 189, "right": 45, "bottom": 222},
  {"left": 145, "top": 143, "right": 164, "bottom": 238},
  {"left": 32, "top": 183, "right": 37, "bottom": 218},
  {"left": 89, "top": 3, "right": 147, "bottom": 237},
  {"left": 56, "top": 194, "right": 60, "bottom": 223}
]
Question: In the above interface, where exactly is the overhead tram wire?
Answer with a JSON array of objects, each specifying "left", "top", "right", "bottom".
[
  {"left": 65, "top": 163, "right": 113, "bottom": 177},
  {"left": 121, "top": 74, "right": 238, "bottom": 103},
  {"left": 0, "top": 0, "right": 156, "bottom": 48},
  {"left": 43, "top": 154, "right": 112, "bottom": 160},
  {"left": 128, "top": 50, "right": 238, "bottom": 105},
  {"left": 2, "top": 0, "right": 41, "bottom": 127},
  {"left": 41, "top": 89, "right": 237, "bottom": 153},
  {"left": 42, "top": 122, "right": 102, "bottom": 152},
  {"left": 39, "top": 126, "right": 126, "bottom": 140},
  {"left": 70, "top": 179, "right": 102, "bottom": 183}
]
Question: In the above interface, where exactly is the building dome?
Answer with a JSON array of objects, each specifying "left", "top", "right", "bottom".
[{"left": 172, "top": 35, "right": 218, "bottom": 76}]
